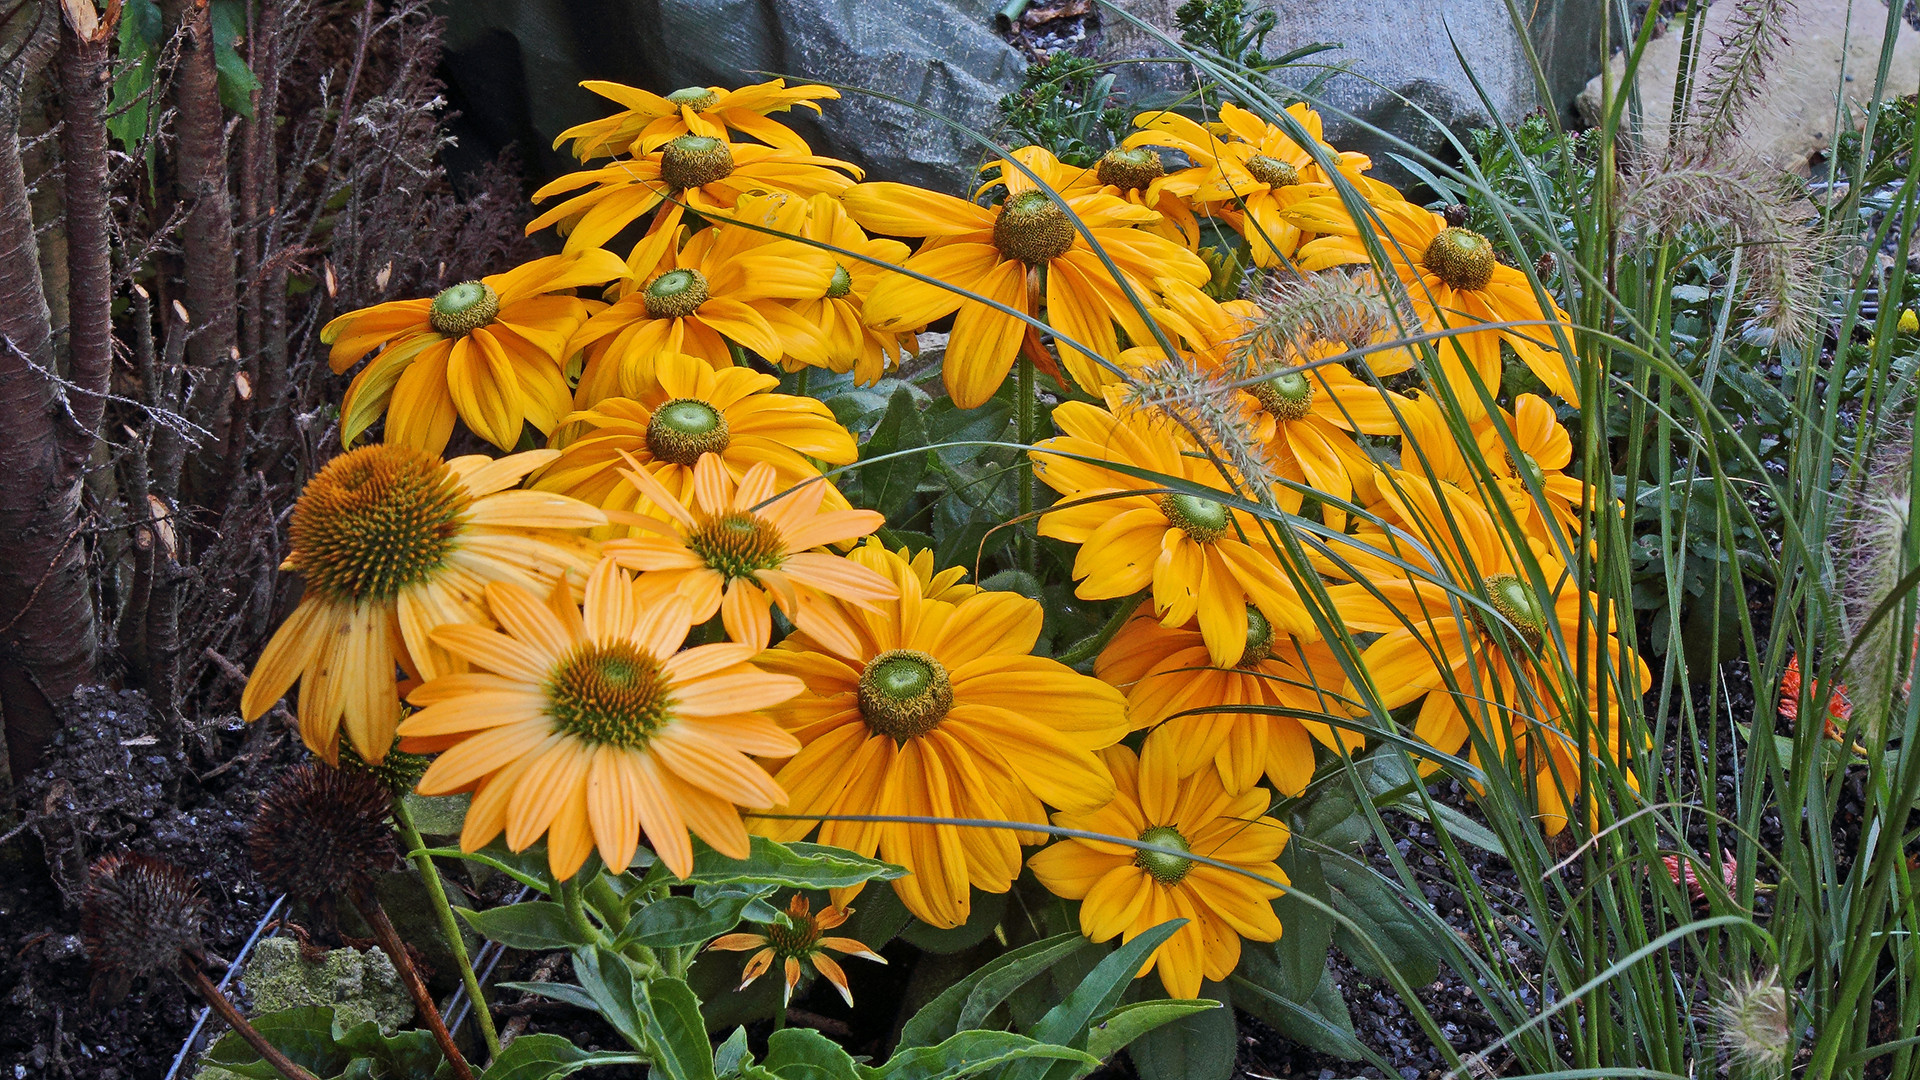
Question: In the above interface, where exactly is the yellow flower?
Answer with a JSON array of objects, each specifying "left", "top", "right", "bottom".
[
  {"left": 1902, "top": 308, "right": 1919, "bottom": 334},
  {"left": 529, "top": 130, "right": 859, "bottom": 276},
  {"left": 533, "top": 351, "right": 858, "bottom": 535},
  {"left": 1389, "top": 393, "right": 1587, "bottom": 544},
  {"left": 241, "top": 445, "right": 604, "bottom": 764},
  {"left": 397, "top": 561, "right": 803, "bottom": 879},
  {"left": 570, "top": 198, "right": 842, "bottom": 403},
  {"left": 1096, "top": 605, "right": 1360, "bottom": 795},
  {"left": 1063, "top": 145, "right": 1203, "bottom": 250},
  {"left": 555, "top": 79, "right": 839, "bottom": 160},
  {"left": 753, "top": 542, "right": 1129, "bottom": 928},
  {"left": 1028, "top": 730, "right": 1289, "bottom": 1000},
  {"left": 1241, "top": 342, "right": 1412, "bottom": 526},
  {"left": 1285, "top": 195, "right": 1581, "bottom": 414},
  {"left": 1032, "top": 396, "right": 1315, "bottom": 669},
  {"left": 844, "top": 145, "right": 1209, "bottom": 407},
  {"left": 1327, "top": 475, "right": 1647, "bottom": 833},
  {"left": 848, "top": 536, "right": 978, "bottom": 603},
  {"left": 1129, "top": 103, "right": 1392, "bottom": 267},
  {"left": 604, "top": 455, "right": 895, "bottom": 652},
  {"left": 770, "top": 193, "right": 920, "bottom": 384},
  {"left": 707, "top": 895, "right": 885, "bottom": 1006},
  {"left": 322, "top": 251, "right": 629, "bottom": 453}
]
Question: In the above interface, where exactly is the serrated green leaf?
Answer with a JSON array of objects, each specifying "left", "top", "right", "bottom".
[
  {"left": 637, "top": 975, "right": 717, "bottom": 1080},
  {"left": 1323, "top": 861, "right": 1440, "bottom": 986},
  {"left": 200, "top": 1006, "right": 348, "bottom": 1078},
  {"left": 860, "top": 385, "right": 930, "bottom": 521},
  {"left": 1119, "top": 994, "right": 1232, "bottom": 1080},
  {"left": 898, "top": 931, "right": 1089, "bottom": 1050},
  {"left": 1231, "top": 969, "right": 1364, "bottom": 1061},
  {"left": 715, "top": 1027, "right": 753, "bottom": 1077},
  {"left": 570, "top": 946, "right": 650, "bottom": 1051},
  {"left": 1261, "top": 849, "right": 1333, "bottom": 1000},
  {"left": 866, "top": 1031, "right": 1098, "bottom": 1080},
  {"left": 619, "top": 889, "right": 774, "bottom": 948},
  {"left": 762, "top": 1027, "right": 861, "bottom": 1080},
  {"left": 456, "top": 902, "right": 589, "bottom": 951}
]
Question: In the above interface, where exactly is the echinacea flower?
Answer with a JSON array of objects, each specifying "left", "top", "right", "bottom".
[
  {"left": 397, "top": 562, "right": 803, "bottom": 879},
  {"left": 753, "top": 542, "right": 1130, "bottom": 928},
  {"left": 707, "top": 895, "right": 884, "bottom": 1006},
  {"left": 555, "top": 78, "right": 838, "bottom": 160},
  {"left": 1286, "top": 195, "right": 1581, "bottom": 414},
  {"left": 241, "top": 445, "right": 603, "bottom": 764},
  {"left": 323, "top": 251, "right": 629, "bottom": 452},
  {"left": 1029, "top": 730, "right": 1289, "bottom": 999},
  {"left": 1096, "top": 605, "right": 1360, "bottom": 795},
  {"left": 1326, "top": 474, "right": 1647, "bottom": 832},
  {"left": 1131, "top": 102, "right": 1388, "bottom": 268},
  {"left": 570, "top": 198, "right": 840, "bottom": 403},
  {"left": 533, "top": 351, "right": 858, "bottom": 534},
  {"left": 1032, "top": 395, "right": 1315, "bottom": 668},
  {"left": 845, "top": 145, "right": 1208, "bottom": 407},
  {"left": 604, "top": 455, "right": 895, "bottom": 652},
  {"left": 529, "top": 130, "right": 859, "bottom": 276}
]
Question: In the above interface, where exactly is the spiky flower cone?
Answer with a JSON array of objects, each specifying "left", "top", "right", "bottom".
[
  {"left": 81, "top": 854, "right": 207, "bottom": 1004},
  {"left": 249, "top": 763, "right": 400, "bottom": 910}
]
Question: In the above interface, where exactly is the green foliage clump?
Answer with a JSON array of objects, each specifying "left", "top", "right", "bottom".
[
  {"left": 996, "top": 53, "right": 1129, "bottom": 167},
  {"left": 1175, "top": 0, "right": 1279, "bottom": 69}
]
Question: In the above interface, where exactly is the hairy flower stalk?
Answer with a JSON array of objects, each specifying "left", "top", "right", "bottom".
[
  {"left": 1237, "top": 270, "right": 1398, "bottom": 362},
  {"left": 1837, "top": 433, "right": 1916, "bottom": 742},
  {"left": 1124, "top": 359, "right": 1277, "bottom": 508},
  {"left": 1711, "top": 969, "right": 1793, "bottom": 1075},
  {"left": 1673, "top": 0, "right": 1798, "bottom": 165}
]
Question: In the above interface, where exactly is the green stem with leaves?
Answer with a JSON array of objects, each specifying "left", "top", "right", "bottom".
[{"left": 393, "top": 797, "right": 501, "bottom": 1061}]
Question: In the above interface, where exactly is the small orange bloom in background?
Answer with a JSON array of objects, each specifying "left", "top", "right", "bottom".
[
  {"left": 604, "top": 455, "right": 895, "bottom": 652},
  {"left": 1779, "top": 654, "right": 1851, "bottom": 741},
  {"left": 707, "top": 895, "right": 885, "bottom": 1006}
]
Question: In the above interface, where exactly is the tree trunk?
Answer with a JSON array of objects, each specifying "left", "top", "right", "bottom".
[
  {"left": 0, "top": 1, "right": 96, "bottom": 779},
  {"left": 57, "top": 0, "right": 113, "bottom": 468}
]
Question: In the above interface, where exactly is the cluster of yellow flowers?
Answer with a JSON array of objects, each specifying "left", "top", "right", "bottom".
[{"left": 243, "top": 79, "right": 1645, "bottom": 1002}]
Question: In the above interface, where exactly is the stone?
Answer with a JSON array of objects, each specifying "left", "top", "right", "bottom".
[
  {"left": 1099, "top": 0, "right": 1604, "bottom": 168},
  {"left": 442, "top": 0, "right": 1029, "bottom": 197},
  {"left": 1575, "top": 0, "right": 1920, "bottom": 174},
  {"left": 238, "top": 937, "right": 413, "bottom": 1034}
]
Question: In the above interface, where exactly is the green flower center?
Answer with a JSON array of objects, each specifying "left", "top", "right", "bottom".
[
  {"left": 1483, "top": 573, "right": 1547, "bottom": 648},
  {"left": 765, "top": 916, "right": 821, "bottom": 955},
  {"left": 646, "top": 399, "right": 730, "bottom": 466},
  {"left": 1160, "top": 491, "right": 1230, "bottom": 543},
  {"left": 659, "top": 134, "right": 735, "bottom": 189},
  {"left": 685, "top": 512, "right": 786, "bottom": 584},
  {"left": 1097, "top": 147, "right": 1164, "bottom": 191},
  {"left": 545, "top": 641, "right": 673, "bottom": 749},
  {"left": 858, "top": 649, "right": 953, "bottom": 742},
  {"left": 1136, "top": 825, "right": 1194, "bottom": 884},
  {"left": 1238, "top": 606, "right": 1273, "bottom": 668},
  {"left": 289, "top": 444, "right": 471, "bottom": 604},
  {"left": 1245, "top": 154, "right": 1300, "bottom": 189},
  {"left": 644, "top": 268, "right": 711, "bottom": 319},
  {"left": 1248, "top": 369, "right": 1315, "bottom": 422},
  {"left": 826, "top": 264, "right": 854, "bottom": 299},
  {"left": 665, "top": 86, "right": 719, "bottom": 111},
  {"left": 428, "top": 281, "right": 500, "bottom": 336},
  {"left": 1422, "top": 227, "right": 1496, "bottom": 292},
  {"left": 992, "top": 190, "right": 1076, "bottom": 266}
]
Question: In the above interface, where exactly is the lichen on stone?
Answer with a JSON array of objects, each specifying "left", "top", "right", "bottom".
[{"left": 239, "top": 936, "right": 413, "bottom": 1033}]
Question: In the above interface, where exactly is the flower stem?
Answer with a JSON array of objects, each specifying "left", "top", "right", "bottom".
[
  {"left": 355, "top": 890, "right": 475, "bottom": 1080},
  {"left": 1055, "top": 593, "right": 1141, "bottom": 668},
  {"left": 560, "top": 874, "right": 601, "bottom": 944},
  {"left": 393, "top": 797, "right": 501, "bottom": 1061},
  {"left": 179, "top": 958, "right": 325, "bottom": 1080}
]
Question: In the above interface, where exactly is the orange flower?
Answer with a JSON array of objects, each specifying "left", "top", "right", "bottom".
[
  {"left": 1779, "top": 654, "right": 1851, "bottom": 741},
  {"left": 555, "top": 79, "right": 839, "bottom": 160},
  {"left": 603, "top": 455, "right": 895, "bottom": 652},
  {"left": 707, "top": 895, "right": 885, "bottom": 1006}
]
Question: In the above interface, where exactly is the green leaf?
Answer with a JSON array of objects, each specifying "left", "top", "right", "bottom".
[
  {"left": 899, "top": 931, "right": 1090, "bottom": 1049},
  {"left": 403, "top": 792, "right": 471, "bottom": 836},
  {"left": 199, "top": 1006, "right": 349, "bottom": 1078},
  {"left": 620, "top": 890, "right": 776, "bottom": 948},
  {"left": 209, "top": 0, "right": 260, "bottom": 116},
  {"left": 866, "top": 1031, "right": 1098, "bottom": 1080},
  {"left": 333, "top": 1018, "right": 442, "bottom": 1077},
  {"left": 1261, "top": 849, "right": 1334, "bottom": 1000},
  {"left": 456, "top": 902, "right": 589, "bottom": 951},
  {"left": 715, "top": 1027, "right": 753, "bottom": 1078},
  {"left": 1322, "top": 861, "right": 1441, "bottom": 986},
  {"left": 106, "top": 0, "right": 163, "bottom": 160},
  {"left": 637, "top": 975, "right": 718, "bottom": 1080},
  {"left": 1010, "top": 920, "right": 1187, "bottom": 1080},
  {"left": 570, "top": 946, "right": 650, "bottom": 1051},
  {"left": 1120, "top": 994, "right": 1233, "bottom": 1080},
  {"left": 762, "top": 1027, "right": 862, "bottom": 1080},
  {"left": 677, "top": 837, "right": 905, "bottom": 891},
  {"left": 495, "top": 980, "right": 602, "bottom": 1014},
  {"left": 899, "top": 888, "right": 1006, "bottom": 955},
  {"left": 859, "top": 385, "right": 930, "bottom": 521},
  {"left": 1231, "top": 969, "right": 1365, "bottom": 1061},
  {"left": 479, "top": 1034, "right": 643, "bottom": 1080}
]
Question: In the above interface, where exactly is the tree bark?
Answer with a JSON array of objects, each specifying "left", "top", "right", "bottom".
[
  {"left": 0, "top": 0, "right": 96, "bottom": 779},
  {"left": 56, "top": 0, "right": 114, "bottom": 468},
  {"left": 165, "top": 0, "right": 238, "bottom": 480}
]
